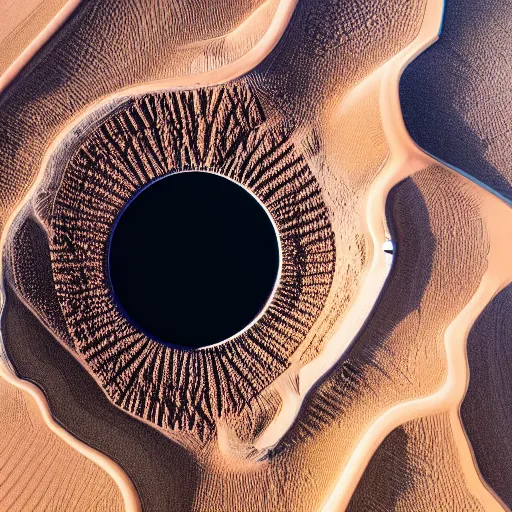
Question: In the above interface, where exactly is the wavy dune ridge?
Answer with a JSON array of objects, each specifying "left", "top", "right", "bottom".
[
  {"left": 0, "top": 0, "right": 74, "bottom": 85},
  {"left": 349, "top": 413, "right": 486, "bottom": 511},
  {"left": 0, "top": 364, "right": 133, "bottom": 512},
  {"left": 0, "top": 0, "right": 296, "bottom": 510},
  {"left": 320, "top": 1, "right": 510, "bottom": 508},
  {"left": 254, "top": 0, "right": 444, "bottom": 452},
  {"left": 0, "top": 0, "right": 511, "bottom": 510},
  {"left": 336, "top": 166, "right": 512, "bottom": 511}
]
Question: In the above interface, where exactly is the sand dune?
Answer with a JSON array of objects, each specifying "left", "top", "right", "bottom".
[
  {"left": 0, "top": 0, "right": 72, "bottom": 82},
  {"left": 322, "top": 165, "right": 512, "bottom": 510},
  {"left": 0, "top": 0, "right": 511, "bottom": 510},
  {"left": 0, "top": 373, "right": 124, "bottom": 511},
  {"left": 400, "top": 0, "right": 512, "bottom": 202},
  {"left": 463, "top": 285, "right": 512, "bottom": 510},
  {"left": 349, "top": 414, "right": 485, "bottom": 511}
]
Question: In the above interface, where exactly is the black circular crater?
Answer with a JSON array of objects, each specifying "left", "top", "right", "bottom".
[{"left": 109, "top": 171, "right": 280, "bottom": 349}]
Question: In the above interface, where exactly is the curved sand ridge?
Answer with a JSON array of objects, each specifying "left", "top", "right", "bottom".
[
  {"left": 0, "top": 0, "right": 80, "bottom": 94},
  {"left": 253, "top": 0, "right": 446, "bottom": 451},
  {"left": 322, "top": 180, "right": 512, "bottom": 510},
  {"left": 0, "top": 1, "right": 297, "bottom": 510},
  {"left": 319, "top": 0, "right": 511, "bottom": 509},
  {"left": 0, "top": 363, "right": 134, "bottom": 511}
]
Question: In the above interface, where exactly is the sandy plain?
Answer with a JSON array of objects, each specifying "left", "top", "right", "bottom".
[
  {"left": 0, "top": 374, "right": 124, "bottom": 511},
  {"left": 0, "top": 0, "right": 511, "bottom": 511}
]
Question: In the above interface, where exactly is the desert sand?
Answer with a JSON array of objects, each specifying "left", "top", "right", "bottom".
[
  {"left": 0, "top": 0, "right": 73, "bottom": 82},
  {"left": 401, "top": 0, "right": 512, "bottom": 203},
  {"left": 0, "top": 0, "right": 511, "bottom": 511},
  {"left": 463, "top": 285, "right": 512, "bottom": 510},
  {"left": 0, "top": 371, "right": 124, "bottom": 511},
  {"left": 348, "top": 413, "right": 485, "bottom": 511}
]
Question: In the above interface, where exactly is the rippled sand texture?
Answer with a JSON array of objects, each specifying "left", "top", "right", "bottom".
[
  {"left": 342, "top": 166, "right": 512, "bottom": 510},
  {"left": 463, "top": 285, "right": 512, "bottom": 510},
  {"left": 348, "top": 414, "right": 484, "bottom": 511},
  {"left": 0, "top": 0, "right": 67, "bottom": 75},
  {"left": 0, "top": 378, "right": 123, "bottom": 511},
  {"left": 1, "top": 0, "right": 512, "bottom": 511},
  {"left": 400, "top": 0, "right": 512, "bottom": 200},
  {"left": 401, "top": 0, "right": 512, "bottom": 507}
]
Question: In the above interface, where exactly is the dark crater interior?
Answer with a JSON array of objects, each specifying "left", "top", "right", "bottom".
[{"left": 109, "top": 171, "right": 280, "bottom": 348}]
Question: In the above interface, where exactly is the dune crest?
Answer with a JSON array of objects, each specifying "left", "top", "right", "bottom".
[
  {"left": 254, "top": 0, "right": 442, "bottom": 453},
  {"left": 0, "top": 0, "right": 510, "bottom": 510}
]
